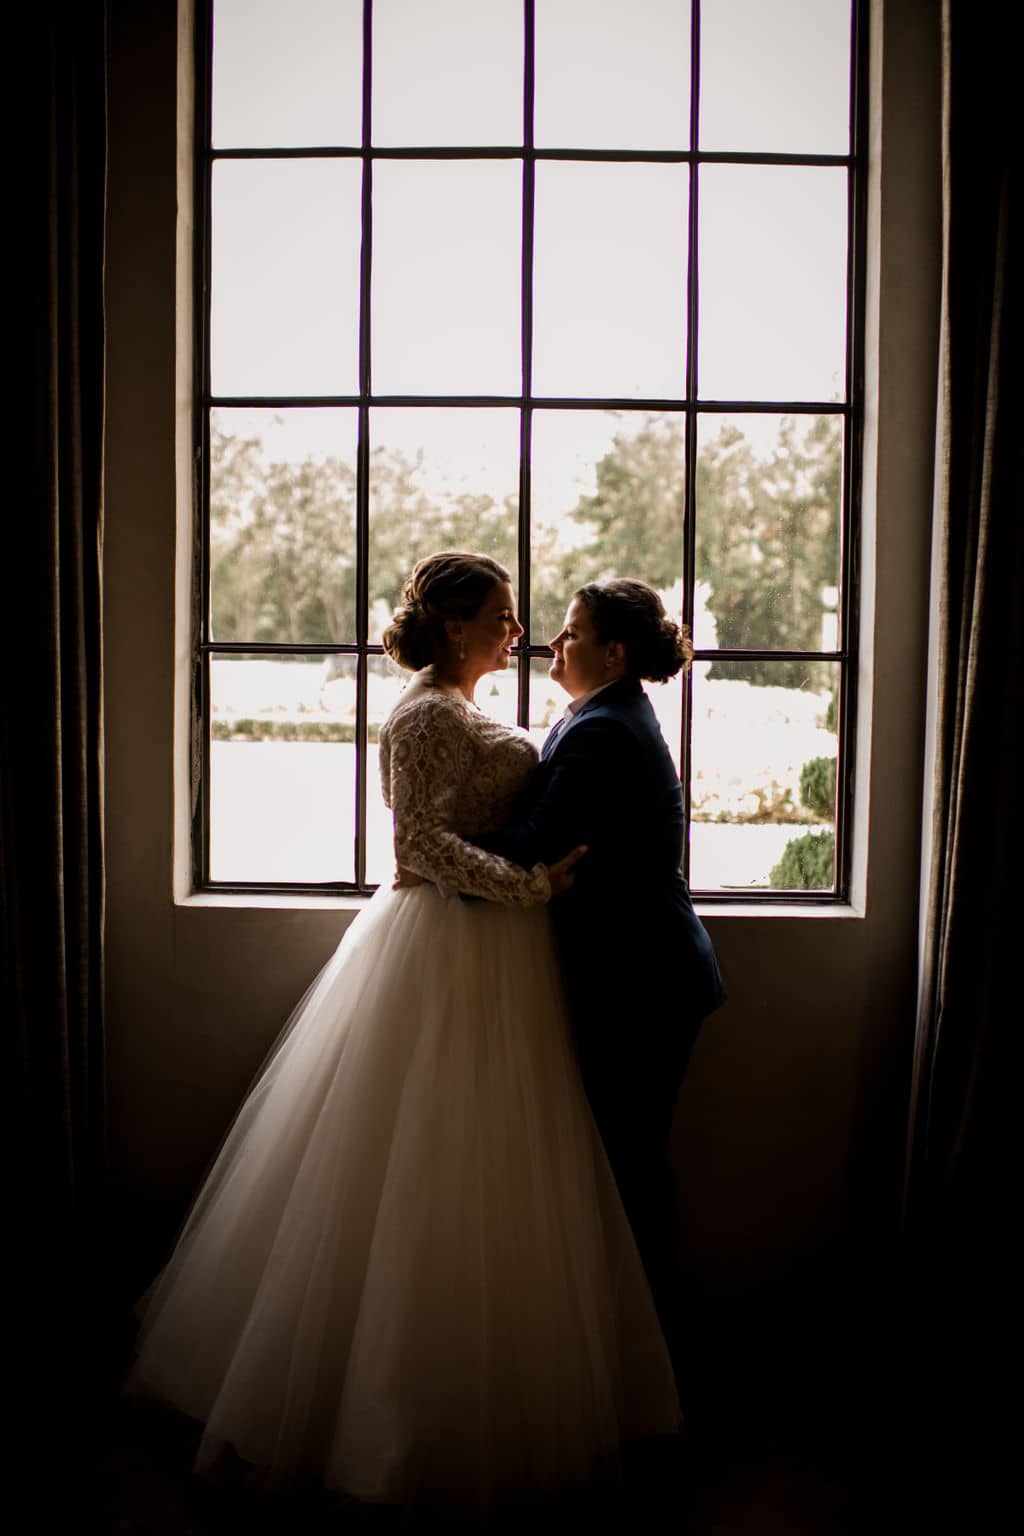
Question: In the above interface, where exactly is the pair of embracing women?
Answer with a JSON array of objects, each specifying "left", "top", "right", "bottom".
[{"left": 127, "top": 550, "right": 726, "bottom": 1518}]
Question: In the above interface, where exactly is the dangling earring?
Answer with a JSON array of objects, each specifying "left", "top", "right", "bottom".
[{"left": 458, "top": 635, "right": 465, "bottom": 662}]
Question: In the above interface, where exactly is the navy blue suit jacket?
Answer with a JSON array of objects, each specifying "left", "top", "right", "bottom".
[{"left": 477, "top": 677, "right": 726, "bottom": 1049}]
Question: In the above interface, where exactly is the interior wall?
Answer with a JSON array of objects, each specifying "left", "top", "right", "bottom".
[{"left": 104, "top": 0, "right": 942, "bottom": 1399}]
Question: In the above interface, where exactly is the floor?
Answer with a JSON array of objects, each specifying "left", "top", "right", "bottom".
[{"left": 91, "top": 1396, "right": 873, "bottom": 1534}]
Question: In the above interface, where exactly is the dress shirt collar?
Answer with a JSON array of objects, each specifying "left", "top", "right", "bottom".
[{"left": 563, "top": 677, "right": 623, "bottom": 720}]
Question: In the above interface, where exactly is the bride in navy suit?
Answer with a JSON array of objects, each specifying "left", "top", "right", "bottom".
[{"left": 475, "top": 579, "right": 727, "bottom": 1385}]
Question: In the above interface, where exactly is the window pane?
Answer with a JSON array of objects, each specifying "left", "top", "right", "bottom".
[
  {"left": 212, "top": 0, "right": 362, "bottom": 149},
  {"left": 478, "top": 670, "right": 521, "bottom": 729},
  {"left": 211, "top": 159, "right": 362, "bottom": 396},
  {"left": 533, "top": 164, "right": 688, "bottom": 399},
  {"left": 689, "top": 659, "right": 839, "bottom": 891},
  {"left": 372, "top": 161, "right": 521, "bottom": 394},
  {"left": 535, "top": 0, "right": 691, "bottom": 149},
  {"left": 209, "top": 654, "right": 357, "bottom": 883},
  {"left": 529, "top": 656, "right": 562, "bottom": 743},
  {"left": 651, "top": 676, "right": 684, "bottom": 776},
  {"left": 698, "top": 165, "right": 847, "bottom": 402},
  {"left": 694, "top": 413, "right": 843, "bottom": 652},
  {"left": 365, "top": 655, "right": 408, "bottom": 888},
  {"left": 210, "top": 408, "right": 359, "bottom": 645},
  {"left": 530, "top": 411, "right": 685, "bottom": 643},
  {"left": 368, "top": 408, "right": 520, "bottom": 643},
  {"left": 373, "top": 0, "right": 522, "bottom": 146},
  {"left": 700, "top": 0, "right": 852, "bottom": 154}
]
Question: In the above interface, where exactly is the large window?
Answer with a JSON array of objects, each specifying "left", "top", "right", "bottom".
[{"left": 195, "top": 0, "right": 864, "bottom": 898}]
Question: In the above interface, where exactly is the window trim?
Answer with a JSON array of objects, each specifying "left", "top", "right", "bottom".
[{"left": 190, "top": 0, "right": 868, "bottom": 905}]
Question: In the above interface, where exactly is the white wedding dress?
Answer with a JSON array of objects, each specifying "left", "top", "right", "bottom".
[{"left": 128, "top": 678, "right": 681, "bottom": 1515}]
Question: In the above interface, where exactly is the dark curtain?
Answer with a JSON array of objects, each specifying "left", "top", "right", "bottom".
[
  {"left": 903, "top": 0, "right": 1020, "bottom": 1517},
  {"left": 4, "top": 0, "right": 107, "bottom": 1481}
]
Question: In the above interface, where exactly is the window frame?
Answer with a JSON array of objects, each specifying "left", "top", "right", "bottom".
[{"left": 191, "top": 0, "right": 868, "bottom": 904}]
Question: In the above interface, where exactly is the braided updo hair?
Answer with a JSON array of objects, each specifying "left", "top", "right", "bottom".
[
  {"left": 382, "top": 551, "right": 512, "bottom": 672},
  {"left": 574, "top": 579, "right": 692, "bottom": 683}
]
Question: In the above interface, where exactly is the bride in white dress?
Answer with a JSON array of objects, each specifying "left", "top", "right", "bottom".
[{"left": 128, "top": 551, "right": 681, "bottom": 1516}]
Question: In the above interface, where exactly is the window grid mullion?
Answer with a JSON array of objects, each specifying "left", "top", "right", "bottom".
[
  {"left": 352, "top": 0, "right": 374, "bottom": 889},
  {"left": 209, "top": 146, "right": 854, "bottom": 169},
  {"left": 834, "top": 0, "right": 869, "bottom": 902},
  {"left": 206, "top": 394, "right": 855, "bottom": 415},
  {"left": 196, "top": 0, "right": 215, "bottom": 889},
  {"left": 516, "top": 0, "right": 536, "bottom": 727},
  {"left": 679, "top": 0, "right": 703, "bottom": 886},
  {"left": 198, "top": 641, "right": 848, "bottom": 663}
]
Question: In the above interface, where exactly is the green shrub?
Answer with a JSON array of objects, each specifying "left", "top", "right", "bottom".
[
  {"left": 800, "top": 755, "right": 837, "bottom": 819},
  {"left": 769, "top": 830, "right": 835, "bottom": 890},
  {"left": 211, "top": 720, "right": 379, "bottom": 744}
]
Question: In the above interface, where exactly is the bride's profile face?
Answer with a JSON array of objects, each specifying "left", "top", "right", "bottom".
[{"left": 458, "top": 581, "right": 523, "bottom": 673}]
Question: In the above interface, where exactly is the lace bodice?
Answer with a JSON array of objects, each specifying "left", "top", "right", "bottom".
[{"left": 378, "top": 683, "right": 550, "bottom": 906}]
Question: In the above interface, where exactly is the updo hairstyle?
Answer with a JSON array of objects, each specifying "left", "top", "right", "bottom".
[
  {"left": 574, "top": 579, "right": 692, "bottom": 683},
  {"left": 382, "top": 551, "right": 511, "bottom": 672}
]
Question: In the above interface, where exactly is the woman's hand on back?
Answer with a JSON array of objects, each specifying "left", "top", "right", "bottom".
[{"left": 546, "top": 845, "right": 587, "bottom": 898}]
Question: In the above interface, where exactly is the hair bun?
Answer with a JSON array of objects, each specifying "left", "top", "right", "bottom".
[
  {"left": 382, "top": 550, "right": 512, "bottom": 673},
  {"left": 381, "top": 601, "right": 432, "bottom": 672}
]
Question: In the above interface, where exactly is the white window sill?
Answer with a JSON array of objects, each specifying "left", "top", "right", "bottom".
[{"left": 177, "top": 891, "right": 864, "bottom": 920}]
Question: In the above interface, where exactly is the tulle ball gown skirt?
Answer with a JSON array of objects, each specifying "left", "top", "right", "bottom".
[{"left": 127, "top": 883, "right": 681, "bottom": 1515}]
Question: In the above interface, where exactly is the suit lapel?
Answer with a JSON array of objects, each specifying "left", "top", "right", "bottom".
[
  {"left": 539, "top": 716, "right": 566, "bottom": 761},
  {"left": 542, "top": 677, "right": 640, "bottom": 759}
]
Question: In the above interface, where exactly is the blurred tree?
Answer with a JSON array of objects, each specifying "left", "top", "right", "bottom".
[
  {"left": 209, "top": 422, "right": 517, "bottom": 646},
  {"left": 545, "top": 413, "right": 841, "bottom": 687},
  {"left": 528, "top": 414, "right": 685, "bottom": 643},
  {"left": 695, "top": 415, "right": 839, "bottom": 686},
  {"left": 367, "top": 445, "right": 517, "bottom": 625},
  {"left": 209, "top": 410, "right": 842, "bottom": 688},
  {"left": 210, "top": 418, "right": 357, "bottom": 644}
]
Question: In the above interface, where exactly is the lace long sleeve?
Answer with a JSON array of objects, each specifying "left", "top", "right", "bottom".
[{"left": 382, "top": 696, "right": 551, "bottom": 907}]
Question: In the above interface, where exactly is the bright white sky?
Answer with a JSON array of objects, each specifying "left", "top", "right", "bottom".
[{"left": 209, "top": 0, "right": 851, "bottom": 521}]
